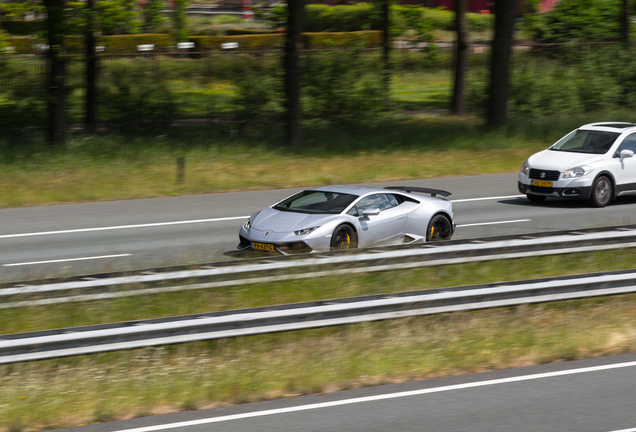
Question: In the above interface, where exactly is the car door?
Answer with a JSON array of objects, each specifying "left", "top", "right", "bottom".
[
  {"left": 613, "top": 133, "right": 636, "bottom": 195},
  {"left": 349, "top": 194, "right": 408, "bottom": 246}
]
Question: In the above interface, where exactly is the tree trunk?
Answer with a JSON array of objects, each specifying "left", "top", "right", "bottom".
[
  {"left": 622, "top": 0, "right": 630, "bottom": 46},
  {"left": 44, "top": 0, "right": 66, "bottom": 147},
  {"left": 85, "top": 0, "right": 97, "bottom": 130},
  {"left": 382, "top": 0, "right": 391, "bottom": 110},
  {"left": 451, "top": 0, "right": 468, "bottom": 115},
  {"left": 486, "top": 0, "right": 517, "bottom": 128},
  {"left": 284, "top": 0, "right": 304, "bottom": 149}
]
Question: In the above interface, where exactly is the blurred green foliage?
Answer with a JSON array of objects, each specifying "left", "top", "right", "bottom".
[
  {"left": 258, "top": 3, "right": 492, "bottom": 39},
  {"left": 143, "top": 0, "right": 166, "bottom": 33},
  {"left": 0, "top": 29, "right": 10, "bottom": 53},
  {"left": 303, "top": 31, "right": 383, "bottom": 48},
  {"left": 468, "top": 44, "right": 636, "bottom": 116},
  {"left": 522, "top": 0, "right": 622, "bottom": 42},
  {"left": 172, "top": 0, "right": 188, "bottom": 42},
  {"left": 233, "top": 46, "right": 386, "bottom": 122},
  {"left": 99, "top": 69, "right": 178, "bottom": 129},
  {"left": 302, "top": 46, "right": 386, "bottom": 121},
  {"left": 97, "top": 0, "right": 141, "bottom": 35}
]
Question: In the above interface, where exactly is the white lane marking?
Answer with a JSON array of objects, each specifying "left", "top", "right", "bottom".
[
  {"left": 3, "top": 254, "right": 132, "bottom": 267},
  {"left": 608, "top": 429, "right": 636, "bottom": 432},
  {"left": 0, "top": 194, "right": 527, "bottom": 240},
  {"left": 113, "top": 360, "right": 636, "bottom": 432},
  {"left": 0, "top": 217, "right": 249, "bottom": 239},
  {"left": 452, "top": 194, "right": 525, "bottom": 203},
  {"left": 457, "top": 219, "right": 531, "bottom": 228}
]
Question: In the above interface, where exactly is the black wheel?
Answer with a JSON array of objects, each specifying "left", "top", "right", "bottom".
[
  {"left": 590, "top": 176, "right": 612, "bottom": 207},
  {"left": 330, "top": 224, "right": 358, "bottom": 250},
  {"left": 527, "top": 194, "right": 546, "bottom": 203},
  {"left": 426, "top": 214, "right": 453, "bottom": 242}
]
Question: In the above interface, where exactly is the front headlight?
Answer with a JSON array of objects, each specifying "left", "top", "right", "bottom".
[
  {"left": 562, "top": 165, "right": 594, "bottom": 179},
  {"left": 294, "top": 226, "right": 320, "bottom": 235},
  {"left": 520, "top": 160, "right": 530, "bottom": 176},
  {"left": 243, "top": 219, "right": 251, "bottom": 230}
]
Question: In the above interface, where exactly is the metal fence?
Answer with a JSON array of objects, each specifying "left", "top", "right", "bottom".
[
  {"left": 0, "top": 41, "right": 625, "bottom": 112},
  {"left": 2, "top": 40, "right": 624, "bottom": 85}
]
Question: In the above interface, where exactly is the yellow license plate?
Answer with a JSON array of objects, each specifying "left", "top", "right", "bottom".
[
  {"left": 252, "top": 242, "right": 275, "bottom": 251},
  {"left": 532, "top": 180, "right": 553, "bottom": 187}
]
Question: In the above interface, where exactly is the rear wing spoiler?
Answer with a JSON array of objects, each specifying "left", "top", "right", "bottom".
[{"left": 384, "top": 186, "right": 452, "bottom": 198}]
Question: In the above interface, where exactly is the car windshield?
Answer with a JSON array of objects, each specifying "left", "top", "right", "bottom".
[
  {"left": 273, "top": 190, "right": 358, "bottom": 214},
  {"left": 549, "top": 130, "right": 619, "bottom": 154}
]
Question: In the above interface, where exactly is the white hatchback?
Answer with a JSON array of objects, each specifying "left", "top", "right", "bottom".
[{"left": 518, "top": 122, "right": 636, "bottom": 207}]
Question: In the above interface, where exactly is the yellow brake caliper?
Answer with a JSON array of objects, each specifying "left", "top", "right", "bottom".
[
  {"left": 344, "top": 233, "right": 350, "bottom": 248},
  {"left": 430, "top": 226, "right": 435, "bottom": 240}
]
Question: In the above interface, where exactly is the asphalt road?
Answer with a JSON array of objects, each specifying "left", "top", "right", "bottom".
[
  {"left": 2, "top": 172, "right": 636, "bottom": 282},
  {"left": 59, "top": 353, "right": 636, "bottom": 432}
]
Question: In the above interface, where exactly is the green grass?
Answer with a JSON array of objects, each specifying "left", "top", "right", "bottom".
[
  {"left": 3, "top": 249, "right": 636, "bottom": 334},
  {"left": 2, "top": 110, "right": 629, "bottom": 208},
  {"left": 2, "top": 249, "right": 636, "bottom": 431},
  {"left": 392, "top": 71, "right": 453, "bottom": 110}
]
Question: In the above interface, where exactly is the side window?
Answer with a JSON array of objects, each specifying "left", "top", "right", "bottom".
[
  {"left": 353, "top": 194, "right": 393, "bottom": 215},
  {"left": 618, "top": 133, "right": 636, "bottom": 153},
  {"left": 387, "top": 194, "right": 399, "bottom": 207}
]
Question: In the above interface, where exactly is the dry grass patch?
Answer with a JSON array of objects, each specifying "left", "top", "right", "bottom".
[{"left": 0, "top": 147, "right": 542, "bottom": 208}]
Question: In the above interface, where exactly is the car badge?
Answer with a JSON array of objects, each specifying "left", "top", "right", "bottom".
[
  {"left": 541, "top": 172, "right": 546, "bottom": 178},
  {"left": 265, "top": 232, "right": 269, "bottom": 235}
]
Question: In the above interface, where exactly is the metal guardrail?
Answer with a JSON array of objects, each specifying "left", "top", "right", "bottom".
[
  {"left": 2, "top": 268, "right": 636, "bottom": 364},
  {"left": 2, "top": 225, "right": 636, "bottom": 309}
]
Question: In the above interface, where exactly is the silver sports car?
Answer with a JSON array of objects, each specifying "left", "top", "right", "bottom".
[{"left": 238, "top": 185, "right": 455, "bottom": 254}]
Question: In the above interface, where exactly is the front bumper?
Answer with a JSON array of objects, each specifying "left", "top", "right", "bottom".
[
  {"left": 238, "top": 235, "right": 314, "bottom": 254},
  {"left": 238, "top": 225, "right": 333, "bottom": 255},
  {"left": 517, "top": 181, "right": 593, "bottom": 200}
]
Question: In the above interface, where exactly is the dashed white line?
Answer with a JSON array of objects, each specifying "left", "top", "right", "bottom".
[
  {"left": 0, "top": 194, "right": 528, "bottom": 240},
  {"left": 3, "top": 254, "right": 132, "bottom": 267},
  {"left": 457, "top": 219, "right": 531, "bottom": 228},
  {"left": 0, "top": 217, "right": 249, "bottom": 239},
  {"left": 452, "top": 194, "right": 525, "bottom": 203},
  {"left": 112, "top": 360, "right": 636, "bottom": 432}
]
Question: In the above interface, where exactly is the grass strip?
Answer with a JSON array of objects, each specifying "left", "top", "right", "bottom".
[
  {"left": 1, "top": 112, "right": 628, "bottom": 208},
  {"left": 2, "top": 249, "right": 636, "bottom": 431},
  {"left": 3, "top": 249, "right": 636, "bottom": 335}
]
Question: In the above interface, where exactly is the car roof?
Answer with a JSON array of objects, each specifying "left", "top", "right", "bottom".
[{"left": 579, "top": 122, "right": 636, "bottom": 133}]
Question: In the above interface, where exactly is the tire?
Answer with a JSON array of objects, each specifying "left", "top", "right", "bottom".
[
  {"left": 527, "top": 194, "right": 546, "bottom": 203},
  {"left": 330, "top": 224, "right": 358, "bottom": 250},
  {"left": 590, "top": 176, "right": 612, "bottom": 208},
  {"left": 426, "top": 214, "right": 453, "bottom": 242}
]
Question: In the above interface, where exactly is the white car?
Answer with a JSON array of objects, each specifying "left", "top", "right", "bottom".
[{"left": 518, "top": 122, "right": 636, "bottom": 207}]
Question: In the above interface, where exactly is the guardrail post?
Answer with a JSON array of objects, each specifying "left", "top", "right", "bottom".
[{"left": 177, "top": 157, "right": 185, "bottom": 185}]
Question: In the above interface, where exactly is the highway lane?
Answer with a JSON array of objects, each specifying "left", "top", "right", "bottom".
[
  {"left": 58, "top": 353, "right": 636, "bottom": 432},
  {"left": 2, "top": 172, "right": 636, "bottom": 282}
]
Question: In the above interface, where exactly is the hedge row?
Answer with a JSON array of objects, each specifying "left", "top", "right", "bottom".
[
  {"left": 189, "top": 30, "right": 381, "bottom": 50},
  {"left": 4, "top": 36, "right": 34, "bottom": 54},
  {"left": 3, "top": 31, "right": 382, "bottom": 54},
  {"left": 0, "top": 20, "right": 41, "bottom": 36},
  {"left": 301, "top": 4, "right": 493, "bottom": 33}
]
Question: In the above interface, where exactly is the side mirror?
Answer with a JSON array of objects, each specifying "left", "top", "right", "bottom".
[
  {"left": 619, "top": 149, "right": 634, "bottom": 160},
  {"left": 362, "top": 208, "right": 380, "bottom": 220}
]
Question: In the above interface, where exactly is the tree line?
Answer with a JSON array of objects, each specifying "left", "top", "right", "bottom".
[{"left": 8, "top": 0, "right": 636, "bottom": 148}]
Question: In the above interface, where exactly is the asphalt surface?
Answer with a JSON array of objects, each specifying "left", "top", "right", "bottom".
[
  {"left": 58, "top": 353, "right": 636, "bottom": 432},
  {"left": 2, "top": 172, "right": 636, "bottom": 282}
]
